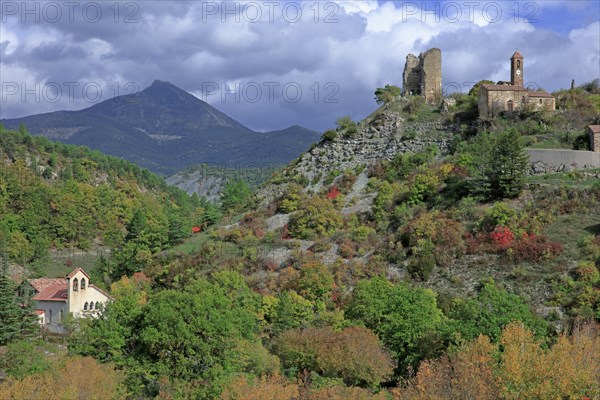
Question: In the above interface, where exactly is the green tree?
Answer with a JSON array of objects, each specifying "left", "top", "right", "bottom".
[
  {"left": 374, "top": 84, "right": 401, "bottom": 105},
  {"left": 490, "top": 129, "right": 530, "bottom": 198},
  {"left": 297, "top": 262, "right": 334, "bottom": 310},
  {"left": 136, "top": 280, "right": 259, "bottom": 398},
  {"left": 448, "top": 280, "right": 547, "bottom": 342},
  {"left": 126, "top": 209, "right": 148, "bottom": 242},
  {"left": 0, "top": 259, "right": 37, "bottom": 345},
  {"left": 221, "top": 179, "right": 252, "bottom": 213},
  {"left": 346, "top": 276, "right": 444, "bottom": 373},
  {"left": 464, "top": 129, "right": 529, "bottom": 199},
  {"left": 0, "top": 259, "right": 21, "bottom": 345}
]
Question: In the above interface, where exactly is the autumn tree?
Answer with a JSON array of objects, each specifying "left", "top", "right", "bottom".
[
  {"left": 275, "top": 325, "right": 394, "bottom": 388},
  {"left": 287, "top": 197, "right": 343, "bottom": 239},
  {"left": 0, "top": 356, "right": 122, "bottom": 400}
]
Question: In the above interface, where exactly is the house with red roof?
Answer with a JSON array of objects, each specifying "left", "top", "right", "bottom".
[{"left": 23, "top": 267, "right": 111, "bottom": 333}]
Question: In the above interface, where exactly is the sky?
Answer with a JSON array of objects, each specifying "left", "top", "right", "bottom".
[{"left": 1, "top": 0, "right": 599, "bottom": 132}]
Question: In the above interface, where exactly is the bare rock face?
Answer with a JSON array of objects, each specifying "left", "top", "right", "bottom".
[
  {"left": 402, "top": 48, "right": 442, "bottom": 105},
  {"left": 256, "top": 104, "right": 454, "bottom": 207}
]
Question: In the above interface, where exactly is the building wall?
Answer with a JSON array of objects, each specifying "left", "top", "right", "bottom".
[
  {"left": 527, "top": 97, "right": 556, "bottom": 113},
  {"left": 480, "top": 89, "right": 527, "bottom": 118},
  {"left": 37, "top": 300, "right": 67, "bottom": 333},
  {"left": 402, "top": 48, "right": 442, "bottom": 105},
  {"left": 403, "top": 54, "right": 421, "bottom": 95},
  {"left": 67, "top": 270, "right": 110, "bottom": 317},
  {"left": 421, "top": 48, "right": 442, "bottom": 104}
]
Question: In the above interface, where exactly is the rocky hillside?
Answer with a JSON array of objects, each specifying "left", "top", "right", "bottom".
[{"left": 258, "top": 101, "right": 455, "bottom": 205}]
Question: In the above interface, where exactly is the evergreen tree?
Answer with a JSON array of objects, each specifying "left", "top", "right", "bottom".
[
  {"left": 490, "top": 129, "right": 530, "bottom": 198},
  {"left": 465, "top": 129, "right": 529, "bottom": 199},
  {"left": 0, "top": 258, "right": 22, "bottom": 345},
  {"left": 126, "top": 209, "right": 148, "bottom": 242},
  {"left": 220, "top": 179, "right": 252, "bottom": 213}
]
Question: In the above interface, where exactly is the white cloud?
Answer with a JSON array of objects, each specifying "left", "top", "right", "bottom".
[{"left": 0, "top": 1, "right": 598, "bottom": 130}]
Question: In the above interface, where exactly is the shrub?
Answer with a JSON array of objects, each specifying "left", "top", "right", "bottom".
[
  {"left": 277, "top": 183, "right": 304, "bottom": 213},
  {"left": 407, "top": 250, "right": 436, "bottom": 281},
  {"left": 508, "top": 233, "right": 563, "bottom": 262},
  {"left": 576, "top": 262, "right": 600, "bottom": 284},
  {"left": 288, "top": 197, "right": 343, "bottom": 239},
  {"left": 322, "top": 129, "right": 338, "bottom": 141}
]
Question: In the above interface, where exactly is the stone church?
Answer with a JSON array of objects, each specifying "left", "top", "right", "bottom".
[{"left": 478, "top": 51, "right": 555, "bottom": 118}]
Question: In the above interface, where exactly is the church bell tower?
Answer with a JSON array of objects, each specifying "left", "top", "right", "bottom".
[{"left": 510, "top": 51, "right": 524, "bottom": 87}]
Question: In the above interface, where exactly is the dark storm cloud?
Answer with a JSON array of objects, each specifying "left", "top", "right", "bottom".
[{"left": 1, "top": 1, "right": 599, "bottom": 131}]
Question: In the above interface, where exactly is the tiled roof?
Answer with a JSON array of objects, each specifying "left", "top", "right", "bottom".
[
  {"left": 67, "top": 267, "right": 90, "bottom": 280},
  {"left": 28, "top": 278, "right": 65, "bottom": 293},
  {"left": 32, "top": 282, "right": 67, "bottom": 302},
  {"left": 512, "top": 50, "right": 524, "bottom": 58},
  {"left": 588, "top": 125, "right": 600, "bottom": 134},
  {"left": 481, "top": 84, "right": 528, "bottom": 91},
  {"left": 34, "top": 309, "right": 45, "bottom": 315},
  {"left": 528, "top": 91, "right": 554, "bottom": 98}
]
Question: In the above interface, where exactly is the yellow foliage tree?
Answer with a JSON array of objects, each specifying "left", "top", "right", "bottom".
[{"left": 0, "top": 356, "right": 122, "bottom": 400}]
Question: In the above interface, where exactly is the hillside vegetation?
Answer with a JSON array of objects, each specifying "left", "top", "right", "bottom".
[{"left": 1, "top": 82, "right": 599, "bottom": 399}]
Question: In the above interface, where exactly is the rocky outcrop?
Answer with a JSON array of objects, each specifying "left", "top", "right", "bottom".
[{"left": 256, "top": 107, "right": 454, "bottom": 206}]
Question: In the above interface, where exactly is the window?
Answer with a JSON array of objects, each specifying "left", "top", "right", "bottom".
[
  {"left": 517, "top": 60, "right": 521, "bottom": 68},
  {"left": 539, "top": 99, "right": 543, "bottom": 104},
  {"left": 89, "top": 302, "right": 94, "bottom": 310},
  {"left": 84, "top": 302, "right": 88, "bottom": 311},
  {"left": 48, "top": 309, "right": 52, "bottom": 324},
  {"left": 95, "top": 302, "right": 100, "bottom": 310},
  {"left": 72, "top": 278, "right": 78, "bottom": 291},
  {"left": 59, "top": 309, "right": 63, "bottom": 322},
  {"left": 507, "top": 100, "right": 514, "bottom": 111},
  {"left": 81, "top": 278, "right": 86, "bottom": 290}
]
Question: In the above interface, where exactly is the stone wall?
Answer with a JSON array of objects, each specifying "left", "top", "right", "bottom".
[
  {"left": 421, "top": 48, "right": 442, "bottom": 104},
  {"left": 403, "top": 54, "right": 421, "bottom": 96},
  {"left": 589, "top": 126, "right": 600, "bottom": 152},
  {"left": 402, "top": 48, "right": 442, "bottom": 105},
  {"left": 527, "top": 149, "right": 600, "bottom": 174},
  {"left": 527, "top": 96, "right": 556, "bottom": 113}
]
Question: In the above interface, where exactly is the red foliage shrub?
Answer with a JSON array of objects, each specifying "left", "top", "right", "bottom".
[
  {"left": 326, "top": 185, "right": 341, "bottom": 200},
  {"left": 281, "top": 224, "right": 290, "bottom": 240},
  {"left": 490, "top": 226, "right": 515, "bottom": 250},
  {"left": 509, "top": 233, "right": 563, "bottom": 262}
]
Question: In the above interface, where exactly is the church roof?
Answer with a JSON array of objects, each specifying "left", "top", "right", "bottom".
[
  {"left": 481, "top": 84, "right": 528, "bottom": 91},
  {"left": 589, "top": 125, "right": 600, "bottom": 134},
  {"left": 28, "top": 278, "right": 65, "bottom": 293},
  {"left": 528, "top": 90, "right": 554, "bottom": 98},
  {"left": 32, "top": 282, "right": 68, "bottom": 302},
  {"left": 67, "top": 267, "right": 90, "bottom": 280},
  {"left": 511, "top": 50, "right": 524, "bottom": 58}
]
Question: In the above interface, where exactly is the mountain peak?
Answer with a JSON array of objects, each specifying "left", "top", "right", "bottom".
[{"left": 149, "top": 79, "right": 178, "bottom": 89}]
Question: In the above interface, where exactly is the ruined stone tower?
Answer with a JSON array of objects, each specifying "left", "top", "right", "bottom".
[{"left": 402, "top": 48, "right": 442, "bottom": 105}]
